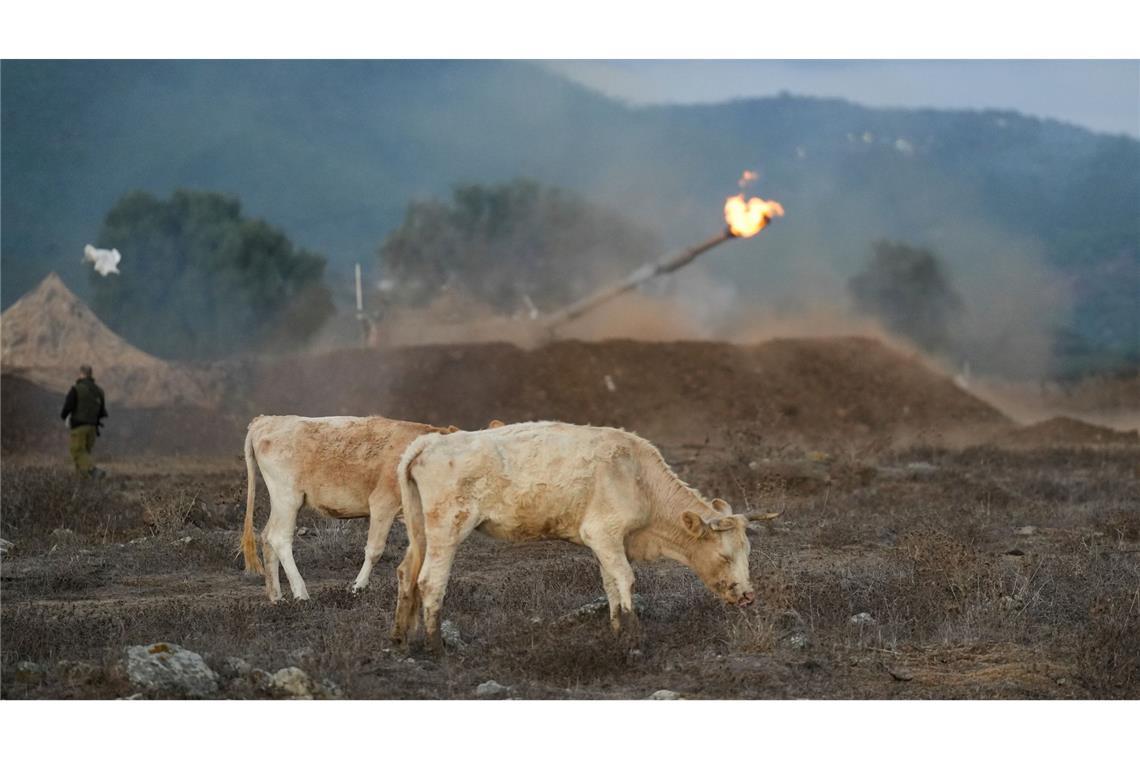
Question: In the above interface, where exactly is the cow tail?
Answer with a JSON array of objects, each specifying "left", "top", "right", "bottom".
[
  {"left": 393, "top": 433, "right": 434, "bottom": 642},
  {"left": 241, "top": 424, "right": 264, "bottom": 575}
]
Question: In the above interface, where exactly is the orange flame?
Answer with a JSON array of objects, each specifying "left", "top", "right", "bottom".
[{"left": 724, "top": 194, "right": 784, "bottom": 238}]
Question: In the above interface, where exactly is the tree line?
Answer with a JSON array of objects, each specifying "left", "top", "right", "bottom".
[{"left": 93, "top": 181, "right": 971, "bottom": 368}]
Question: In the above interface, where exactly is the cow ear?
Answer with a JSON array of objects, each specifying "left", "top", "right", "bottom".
[
  {"left": 681, "top": 511, "right": 706, "bottom": 538},
  {"left": 445, "top": 425, "right": 460, "bottom": 433},
  {"left": 487, "top": 419, "right": 505, "bottom": 429},
  {"left": 710, "top": 498, "right": 731, "bottom": 515}
]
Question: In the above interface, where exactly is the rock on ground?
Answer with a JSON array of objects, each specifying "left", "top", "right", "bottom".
[
  {"left": 56, "top": 660, "right": 101, "bottom": 686},
  {"left": 271, "top": 666, "right": 316, "bottom": 699},
  {"left": 475, "top": 680, "right": 511, "bottom": 697},
  {"left": 647, "top": 689, "right": 682, "bottom": 700},
  {"left": 267, "top": 666, "right": 341, "bottom": 699},
  {"left": 441, "top": 620, "right": 466, "bottom": 650},
  {"left": 125, "top": 642, "right": 219, "bottom": 697},
  {"left": 13, "top": 661, "right": 46, "bottom": 684},
  {"left": 568, "top": 594, "right": 649, "bottom": 621},
  {"left": 217, "top": 656, "right": 252, "bottom": 680},
  {"left": 784, "top": 632, "right": 811, "bottom": 650}
]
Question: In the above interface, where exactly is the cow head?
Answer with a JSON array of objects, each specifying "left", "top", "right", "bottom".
[{"left": 681, "top": 498, "right": 755, "bottom": 607}]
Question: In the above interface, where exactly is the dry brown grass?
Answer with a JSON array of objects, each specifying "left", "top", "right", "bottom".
[
  {"left": 3, "top": 445, "right": 1138, "bottom": 699},
  {"left": 143, "top": 490, "right": 199, "bottom": 537}
]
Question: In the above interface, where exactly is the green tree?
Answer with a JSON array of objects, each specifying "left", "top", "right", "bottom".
[
  {"left": 90, "top": 190, "right": 333, "bottom": 359},
  {"left": 377, "top": 179, "right": 660, "bottom": 313},
  {"left": 848, "top": 240, "right": 963, "bottom": 353}
]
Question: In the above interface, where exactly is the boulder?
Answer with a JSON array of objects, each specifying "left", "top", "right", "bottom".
[{"left": 125, "top": 642, "right": 219, "bottom": 697}]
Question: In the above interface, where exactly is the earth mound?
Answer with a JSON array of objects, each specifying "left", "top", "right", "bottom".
[
  {"left": 0, "top": 273, "right": 210, "bottom": 408},
  {"left": 238, "top": 336, "right": 1011, "bottom": 447},
  {"left": 3, "top": 336, "right": 1013, "bottom": 458},
  {"left": 995, "top": 416, "right": 1140, "bottom": 448}
]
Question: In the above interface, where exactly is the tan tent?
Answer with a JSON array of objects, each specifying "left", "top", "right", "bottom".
[{"left": 0, "top": 273, "right": 212, "bottom": 408}]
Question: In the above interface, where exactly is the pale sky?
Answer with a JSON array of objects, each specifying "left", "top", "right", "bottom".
[{"left": 545, "top": 60, "right": 1140, "bottom": 138}]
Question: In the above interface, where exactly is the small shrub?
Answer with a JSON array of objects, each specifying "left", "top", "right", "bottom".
[
  {"left": 726, "top": 612, "right": 779, "bottom": 653},
  {"left": 144, "top": 490, "right": 199, "bottom": 537}
]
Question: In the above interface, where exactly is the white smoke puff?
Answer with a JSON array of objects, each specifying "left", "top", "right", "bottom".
[{"left": 83, "top": 245, "right": 121, "bottom": 276}]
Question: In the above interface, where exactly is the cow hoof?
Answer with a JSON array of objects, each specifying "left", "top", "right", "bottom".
[
  {"left": 350, "top": 582, "right": 368, "bottom": 594},
  {"left": 615, "top": 610, "right": 643, "bottom": 648}
]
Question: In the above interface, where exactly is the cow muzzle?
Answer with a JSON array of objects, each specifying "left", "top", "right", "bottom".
[{"left": 736, "top": 591, "right": 756, "bottom": 608}]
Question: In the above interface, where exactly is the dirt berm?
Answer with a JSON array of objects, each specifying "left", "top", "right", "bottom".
[
  {"left": 993, "top": 416, "right": 1140, "bottom": 448},
  {"left": 2, "top": 336, "right": 1012, "bottom": 459}
]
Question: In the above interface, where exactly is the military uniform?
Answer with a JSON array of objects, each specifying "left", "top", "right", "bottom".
[{"left": 61, "top": 376, "right": 108, "bottom": 476}]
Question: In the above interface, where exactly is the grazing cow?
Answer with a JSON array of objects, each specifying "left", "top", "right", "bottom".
[
  {"left": 241, "top": 414, "right": 456, "bottom": 601},
  {"left": 391, "top": 421, "right": 756, "bottom": 651}
]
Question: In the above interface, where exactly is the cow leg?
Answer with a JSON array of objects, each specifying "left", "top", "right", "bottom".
[
  {"left": 351, "top": 490, "right": 399, "bottom": 593},
  {"left": 416, "top": 546, "right": 458, "bottom": 654},
  {"left": 418, "top": 503, "right": 480, "bottom": 653},
  {"left": 584, "top": 536, "right": 640, "bottom": 641},
  {"left": 263, "top": 483, "right": 309, "bottom": 601},
  {"left": 597, "top": 564, "right": 622, "bottom": 632},
  {"left": 391, "top": 548, "right": 423, "bottom": 647},
  {"left": 258, "top": 481, "right": 284, "bottom": 602},
  {"left": 262, "top": 537, "right": 283, "bottom": 602}
]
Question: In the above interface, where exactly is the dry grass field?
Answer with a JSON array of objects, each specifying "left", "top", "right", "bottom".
[
  {"left": 2, "top": 338, "right": 1137, "bottom": 699},
  {"left": 2, "top": 445, "right": 1136, "bottom": 699}
]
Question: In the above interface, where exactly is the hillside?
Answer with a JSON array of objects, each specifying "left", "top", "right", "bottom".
[
  {"left": 0, "top": 273, "right": 211, "bottom": 407},
  {"left": 2, "top": 61, "right": 1136, "bottom": 372}
]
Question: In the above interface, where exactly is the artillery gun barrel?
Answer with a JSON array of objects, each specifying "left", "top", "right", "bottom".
[{"left": 544, "top": 228, "right": 735, "bottom": 331}]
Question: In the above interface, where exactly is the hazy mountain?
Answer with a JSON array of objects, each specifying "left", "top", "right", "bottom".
[{"left": 2, "top": 60, "right": 1136, "bottom": 375}]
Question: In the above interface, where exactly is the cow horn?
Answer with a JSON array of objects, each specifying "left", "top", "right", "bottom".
[{"left": 744, "top": 511, "right": 781, "bottom": 522}]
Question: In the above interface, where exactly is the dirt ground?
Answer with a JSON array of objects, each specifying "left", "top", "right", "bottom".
[{"left": 2, "top": 338, "right": 1138, "bottom": 699}]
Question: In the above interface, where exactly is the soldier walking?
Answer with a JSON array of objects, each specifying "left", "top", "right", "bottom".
[{"left": 60, "top": 364, "right": 107, "bottom": 478}]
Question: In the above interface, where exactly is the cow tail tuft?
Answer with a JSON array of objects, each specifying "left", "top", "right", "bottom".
[{"left": 241, "top": 424, "right": 264, "bottom": 575}]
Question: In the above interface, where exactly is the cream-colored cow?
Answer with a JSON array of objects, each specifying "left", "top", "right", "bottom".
[
  {"left": 391, "top": 421, "right": 756, "bottom": 651},
  {"left": 241, "top": 414, "right": 455, "bottom": 601}
]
